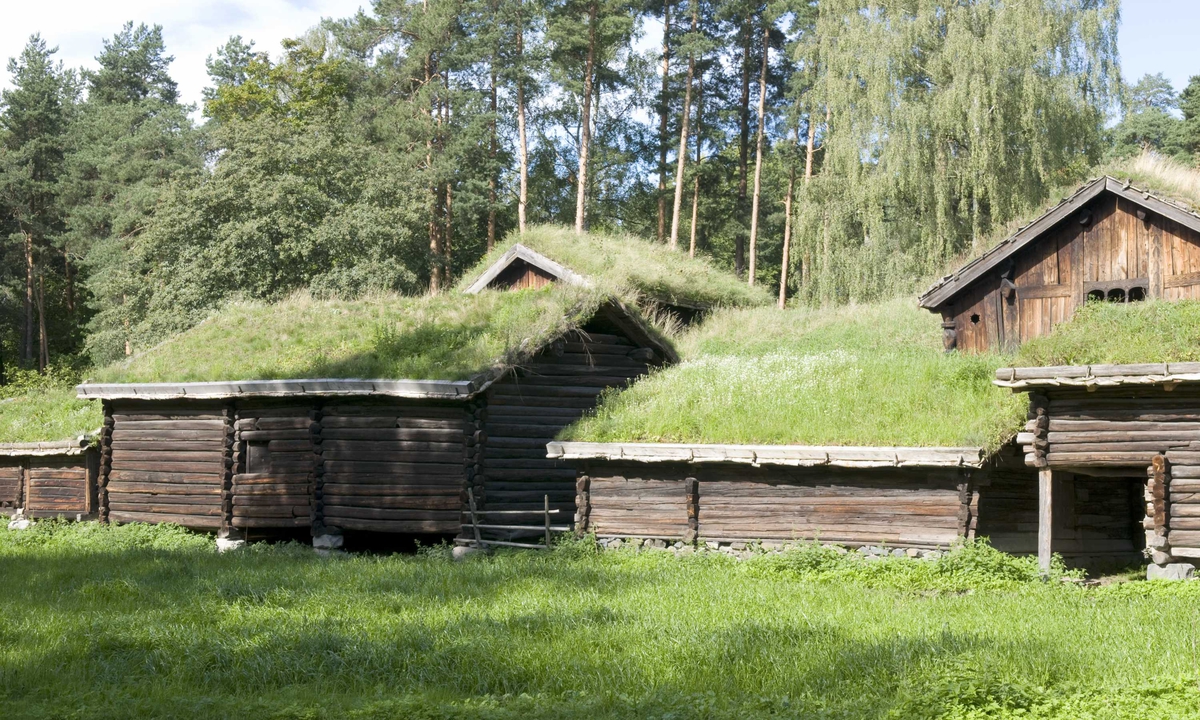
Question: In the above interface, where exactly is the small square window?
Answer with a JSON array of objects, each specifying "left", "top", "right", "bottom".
[{"left": 246, "top": 441, "right": 270, "bottom": 474}]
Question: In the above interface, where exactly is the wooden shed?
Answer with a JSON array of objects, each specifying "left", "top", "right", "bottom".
[
  {"left": 76, "top": 300, "right": 674, "bottom": 545},
  {"left": 995, "top": 363, "right": 1200, "bottom": 575},
  {"left": 549, "top": 441, "right": 1018, "bottom": 550},
  {"left": 0, "top": 439, "right": 98, "bottom": 520},
  {"left": 921, "top": 177, "right": 1200, "bottom": 353}
]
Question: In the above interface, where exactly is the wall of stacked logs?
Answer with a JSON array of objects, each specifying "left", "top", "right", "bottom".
[
  {"left": 1147, "top": 450, "right": 1200, "bottom": 566},
  {"left": 478, "top": 327, "right": 656, "bottom": 541},
  {"left": 0, "top": 452, "right": 97, "bottom": 518},
  {"left": 573, "top": 460, "right": 982, "bottom": 548}
]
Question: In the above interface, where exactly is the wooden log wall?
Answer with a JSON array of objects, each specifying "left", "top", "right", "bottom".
[
  {"left": 25, "top": 456, "right": 95, "bottom": 518},
  {"left": 1160, "top": 450, "right": 1200, "bottom": 559},
  {"left": 1018, "top": 387, "right": 1200, "bottom": 469},
  {"left": 482, "top": 328, "right": 655, "bottom": 537},
  {"left": 318, "top": 402, "right": 467, "bottom": 534},
  {"left": 0, "top": 455, "right": 96, "bottom": 518},
  {"left": 106, "top": 402, "right": 226, "bottom": 528},
  {"left": 0, "top": 462, "right": 21, "bottom": 513},
  {"left": 577, "top": 461, "right": 978, "bottom": 548},
  {"left": 231, "top": 406, "right": 315, "bottom": 529}
]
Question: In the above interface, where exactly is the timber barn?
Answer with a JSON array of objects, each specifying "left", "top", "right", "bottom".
[
  {"left": 69, "top": 233, "right": 761, "bottom": 548},
  {"left": 996, "top": 364, "right": 1200, "bottom": 577},
  {"left": 920, "top": 176, "right": 1200, "bottom": 353},
  {"left": 0, "top": 438, "right": 98, "bottom": 520}
]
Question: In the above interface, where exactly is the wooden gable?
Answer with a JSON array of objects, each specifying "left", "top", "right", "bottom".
[
  {"left": 921, "top": 177, "right": 1200, "bottom": 353},
  {"left": 463, "top": 243, "right": 590, "bottom": 294}
]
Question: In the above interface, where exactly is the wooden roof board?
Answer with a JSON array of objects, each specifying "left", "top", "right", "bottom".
[
  {"left": 994, "top": 362, "right": 1200, "bottom": 390},
  {"left": 0, "top": 437, "right": 92, "bottom": 457},
  {"left": 76, "top": 377, "right": 484, "bottom": 401},
  {"left": 463, "top": 243, "right": 591, "bottom": 294},
  {"left": 920, "top": 177, "right": 1200, "bottom": 310},
  {"left": 547, "top": 441, "right": 986, "bottom": 469}
]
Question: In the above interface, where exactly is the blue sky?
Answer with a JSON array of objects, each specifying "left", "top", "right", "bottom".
[
  {"left": 1119, "top": 0, "right": 1200, "bottom": 92},
  {"left": 0, "top": 1, "right": 1198, "bottom": 111}
]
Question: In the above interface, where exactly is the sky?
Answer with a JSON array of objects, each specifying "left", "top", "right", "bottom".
[
  {"left": 0, "top": 0, "right": 367, "bottom": 112},
  {"left": 0, "top": 0, "right": 1198, "bottom": 113}
]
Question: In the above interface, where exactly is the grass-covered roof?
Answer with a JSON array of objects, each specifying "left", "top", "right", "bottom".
[
  {"left": 563, "top": 298, "right": 1028, "bottom": 450},
  {"left": 1013, "top": 299, "right": 1200, "bottom": 366},
  {"left": 91, "top": 226, "right": 769, "bottom": 385},
  {"left": 0, "top": 387, "right": 102, "bottom": 446}
]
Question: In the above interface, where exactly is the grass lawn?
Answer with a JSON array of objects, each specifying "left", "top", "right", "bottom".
[
  {"left": 565, "top": 298, "right": 1027, "bottom": 450},
  {"left": 2, "top": 523, "right": 1199, "bottom": 719}
]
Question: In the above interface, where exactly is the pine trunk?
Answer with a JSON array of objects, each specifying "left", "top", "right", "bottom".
[
  {"left": 801, "top": 112, "right": 817, "bottom": 290},
  {"left": 445, "top": 183, "right": 454, "bottom": 287},
  {"left": 778, "top": 161, "right": 795, "bottom": 308},
  {"left": 747, "top": 22, "right": 769, "bottom": 287},
  {"left": 23, "top": 233, "right": 33, "bottom": 365},
  {"left": 517, "top": 5, "right": 529, "bottom": 234},
  {"left": 735, "top": 16, "right": 751, "bottom": 277},
  {"left": 488, "top": 66, "right": 498, "bottom": 251},
  {"left": 36, "top": 272, "right": 48, "bottom": 372},
  {"left": 689, "top": 76, "right": 702, "bottom": 258},
  {"left": 574, "top": 0, "right": 598, "bottom": 234},
  {"left": 668, "top": 2, "right": 697, "bottom": 250},
  {"left": 657, "top": 0, "right": 671, "bottom": 243}
]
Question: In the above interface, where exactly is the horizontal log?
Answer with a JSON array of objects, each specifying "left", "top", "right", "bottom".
[
  {"left": 233, "top": 494, "right": 310, "bottom": 507},
  {"left": 112, "top": 411, "right": 224, "bottom": 421},
  {"left": 490, "top": 384, "right": 605, "bottom": 399},
  {"left": 1048, "top": 420, "right": 1200, "bottom": 432},
  {"left": 234, "top": 472, "right": 311, "bottom": 484},
  {"left": 319, "top": 483, "right": 463, "bottom": 496},
  {"left": 251, "top": 418, "right": 317, "bottom": 431},
  {"left": 232, "top": 505, "right": 309, "bottom": 518},
  {"left": 321, "top": 450, "right": 463, "bottom": 464},
  {"left": 484, "top": 468, "right": 578, "bottom": 480},
  {"left": 322, "top": 404, "right": 464, "bottom": 418},
  {"left": 234, "top": 483, "right": 310, "bottom": 495},
  {"left": 107, "top": 481, "right": 222, "bottom": 496},
  {"left": 322, "top": 461, "right": 463, "bottom": 476},
  {"left": 485, "top": 396, "right": 598, "bottom": 409},
  {"left": 232, "top": 516, "right": 310, "bottom": 528},
  {"left": 110, "top": 511, "right": 222, "bottom": 528},
  {"left": 111, "top": 440, "right": 225, "bottom": 452},
  {"left": 1049, "top": 442, "right": 1183, "bottom": 454},
  {"left": 239, "top": 430, "right": 312, "bottom": 442},
  {"left": 1168, "top": 530, "right": 1200, "bottom": 545},
  {"left": 1048, "top": 431, "right": 1200, "bottom": 443},
  {"left": 110, "top": 492, "right": 222, "bottom": 506},
  {"left": 111, "top": 419, "right": 226, "bottom": 431},
  {"left": 109, "top": 502, "right": 220, "bottom": 516},
  {"left": 320, "top": 428, "right": 464, "bottom": 442},
  {"left": 26, "top": 470, "right": 86, "bottom": 480},
  {"left": 112, "top": 460, "right": 225, "bottom": 474},
  {"left": 112, "top": 429, "right": 223, "bottom": 442},
  {"left": 322, "top": 506, "right": 461, "bottom": 521},
  {"left": 268, "top": 440, "right": 314, "bottom": 453},
  {"left": 319, "top": 495, "right": 461, "bottom": 510},
  {"left": 327, "top": 517, "right": 461, "bottom": 534},
  {"left": 1046, "top": 452, "right": 1158, "bottom": 465},
  {"left": 322, "top": 473, "right": 465, "bottom": 486},
  {"left": 112, "top": 450, "right": 224, "bottom": 463},
  {"left": 319, "top": 440, "right": 463, "bottom": 454}
]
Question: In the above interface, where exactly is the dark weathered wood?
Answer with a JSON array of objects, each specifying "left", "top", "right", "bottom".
[{"left": 110, "top": 510, "right": 222, "bottom": 527}]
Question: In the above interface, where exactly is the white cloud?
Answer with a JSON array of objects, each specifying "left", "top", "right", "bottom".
[{"left": 0, "top": 0, "right": 368, "bottom": 113}]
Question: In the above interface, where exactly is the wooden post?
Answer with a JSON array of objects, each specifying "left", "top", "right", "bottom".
[
  {"left": 544, "top": 494, "right": 551, "bottom": 549},
  {"left": 1038, "top": 467, "right": 1054, "bottom": 576},
  {"left": 310, "top": 403, "right": 326, "bottom": 535},
  {"left": 220, "top": 403, "right": 236, "bottom": 536},
  {"left": 98, "top": 401, "right": 113, "bottom": 523},
  {"left": 685, "top": 477, "right": 699, "bottom": 544},
  {"left": 467, "top": 486, "right": 483, "bottom": 548},
  {"left": 574, "top": 475, "right": 591, "bottom": 536}
]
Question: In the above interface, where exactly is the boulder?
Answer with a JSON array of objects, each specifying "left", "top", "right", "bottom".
[{"left": 1147, "top": 563, "right": 1196, "bottom": 581}]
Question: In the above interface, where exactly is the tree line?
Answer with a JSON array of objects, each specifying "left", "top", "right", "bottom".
[{"left": 0, "top": 0, "right": 1134, "bottom": 378}]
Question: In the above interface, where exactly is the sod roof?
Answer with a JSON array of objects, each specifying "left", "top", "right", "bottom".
[
  {"left": 89, "top": 226, "right": 768, "bottom": 386},
  {"left": 562, "top": 298, "right": 1029, "bottom": 451}
]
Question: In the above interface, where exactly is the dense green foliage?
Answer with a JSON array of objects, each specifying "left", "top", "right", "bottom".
[
  {"left": 0, "top": 521, "right": 1197, "bottom": 719},
  {"left": 1, "top": 0, "right": 1125, "bottom": 378},
  {"left": 1016, "top": 299, "right": 1200, "bottom": 366},
  {"left": 566, "top": 298, "right": 1025, "bottom": 448}
]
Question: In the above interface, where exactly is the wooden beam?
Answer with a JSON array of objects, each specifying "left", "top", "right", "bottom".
[{"left": 1038, "top": 467, "right": 1053, "bottom": 576}]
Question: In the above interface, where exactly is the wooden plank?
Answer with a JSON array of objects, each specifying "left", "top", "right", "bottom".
[
  {"left": 109, "top": 503, "right": 220, "bottom": 516},
  {"left": 107, "top": 481, "right": 222, "bottom": 496},
  {"left": 110, "top": 511, "right": 222, "bottom": 527},
  {"left": 233, "top": 516, "right": 310, "bottom": 528},
  {"left": 327, "top": 517, "right": 460, "bottom": 533},
  {"left": 318, "top": 495, "right": 461, "bottom": 510},
  {"left": 323, "top": 506, "right": 461, "bottom": 521},
  {"left": 108, "top": 470, "right": 223, "bottom": 484},
  {"left": 322, "top": 461, "right": 463, "bottom": 476}
]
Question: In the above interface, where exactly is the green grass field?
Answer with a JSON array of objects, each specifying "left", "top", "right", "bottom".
[{"left": 2, "top": 522, "right": 1199, "bottom": 719}]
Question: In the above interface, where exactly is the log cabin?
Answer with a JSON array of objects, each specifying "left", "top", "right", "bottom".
[
  {"left": 76, "top": 301, "right": 674, "bottom": 546},
  {"left": 68, "top": 230, "right": 770, "bottom": 547},
  {"left": 920, "top": 177, "right": 1200, "bottom": 353},
  {"left": 995, "top": 363, "right": 1200, "bottom": 577},
  {"left": 0, "top": 439, "right": 98, "bottom": 520}
]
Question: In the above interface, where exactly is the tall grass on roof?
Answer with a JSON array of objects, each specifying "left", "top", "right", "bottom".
[
  {"left": 565, "top": 298, "right": 1026, "bottom": 450},
  {"left": 1015, "top": 299, "right": 1200, "bottom": 367},
  {"left": 0, "top": 379, "right": 101, "bottom": 445},
  {"left": 458, "top": 225, "right": 772, "bottom": 308},
  {"left": 92, "top": 285, "right": 609, "bottom": 384}
]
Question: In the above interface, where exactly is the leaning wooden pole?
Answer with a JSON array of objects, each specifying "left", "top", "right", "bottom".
[{"left": 668, "top": 0, "right": 698, "bottom": 251}]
